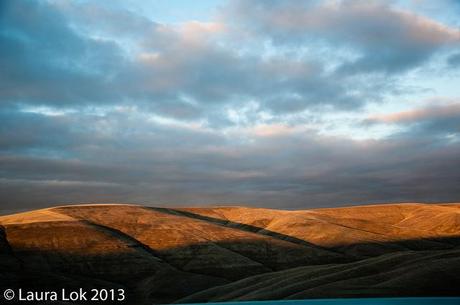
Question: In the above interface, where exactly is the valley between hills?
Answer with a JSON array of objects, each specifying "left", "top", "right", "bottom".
[{"left": 1, "top": 203, "right": 460, "bottom": 304}]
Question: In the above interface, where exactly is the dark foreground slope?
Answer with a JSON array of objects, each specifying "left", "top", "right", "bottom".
[{"left": 0, "top": 203, "right": 459, "bottom": 304}]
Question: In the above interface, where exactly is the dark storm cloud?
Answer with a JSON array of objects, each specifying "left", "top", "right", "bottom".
[{"left": 1, "top": 114, "right": 459, "bottom": 212}]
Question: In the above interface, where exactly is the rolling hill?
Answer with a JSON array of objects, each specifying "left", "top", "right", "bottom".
[{"left": 1, "top": 203, "right": 459, "bottom": 304}]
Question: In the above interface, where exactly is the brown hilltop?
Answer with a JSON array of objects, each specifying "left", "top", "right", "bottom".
[{"left": 1, "top": 203, "right": 460, "bottom": 304}]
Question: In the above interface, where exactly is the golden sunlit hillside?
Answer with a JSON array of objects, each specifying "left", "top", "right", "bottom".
[{"left": 1, "top": 203, "right": 460, "bottom": 304}]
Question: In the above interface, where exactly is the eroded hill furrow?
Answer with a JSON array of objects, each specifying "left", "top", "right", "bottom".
[
  {"left": 74, "top": 219, "right": 165, "bottom": 262},
  {"left": 149, "top": 206, "right": 343, "bottom": 258},
  {"left": 177, "top": 249, "right": 460, "bottom": 303},
  {"left": 175, "top": 222, "right": 275, "bottom": 273},
  {"left": 149, "top": 207, "right": 316, "bottom": 247}
]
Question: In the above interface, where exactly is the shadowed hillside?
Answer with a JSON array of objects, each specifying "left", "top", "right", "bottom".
[{"left": 1, "top": 203, "right": 460, "bottom": 304}]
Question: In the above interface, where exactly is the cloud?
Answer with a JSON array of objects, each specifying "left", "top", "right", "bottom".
[
  {"left": 226, "top": 0, "right": 460, "bottom": 74},
  {"left": 0, "top": 0, "right": 391, "bottom": 120},
  {"left": 1, "top": 106, "right": 460, "bottom": 212},
  {"left": 367, "top": 102, "right": 460, "bottom": 123},
  {"left": 1, "top": 0, "right": 460, "bottom": 213},
  {"left": 0, "top": 0, "right": 129, "bottom": 108},
  {"left": 2, "top": 0, "right": 458, "bottom": 119},
  {"left": 447, "top": 52, "right": 460, "bottom": 67},
  {"left": 365, "top": 100, "right": 460, "bottom": 138}
]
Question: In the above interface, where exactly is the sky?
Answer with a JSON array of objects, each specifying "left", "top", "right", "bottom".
[{"left": 1, "top": 0, "right": 460, "bottom": 213}]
